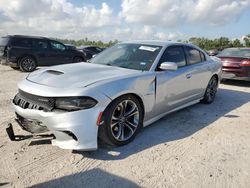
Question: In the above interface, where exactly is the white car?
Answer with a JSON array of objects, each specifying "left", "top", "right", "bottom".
[{"left": 11, "top": 41, "right": 222, "bottom": 150}]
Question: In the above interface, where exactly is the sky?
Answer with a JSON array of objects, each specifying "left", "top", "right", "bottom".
[{"left": 0, "top": 0, "right": 250, "bottom": 42}]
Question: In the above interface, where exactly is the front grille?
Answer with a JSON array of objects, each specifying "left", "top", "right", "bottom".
[{"left": 13, "top": 90, "right": 55, "bottom": 111}]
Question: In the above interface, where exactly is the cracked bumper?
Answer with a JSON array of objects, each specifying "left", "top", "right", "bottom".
[{"left": 13, "top": 104, "right": 102, "bottom": 150}]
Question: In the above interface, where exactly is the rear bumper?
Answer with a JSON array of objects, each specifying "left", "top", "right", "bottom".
[
  {"left": 0, "top": 58, "right": 18, "bottom": 67},
  {"left": 222, "top": 67, "right": 250, "bottom": 81},
  {"left": 222, "top": 72, "right": 250, "bottom": 81}
]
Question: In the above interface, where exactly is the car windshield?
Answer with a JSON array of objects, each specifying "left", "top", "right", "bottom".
[
  {"left": 0, "top": 37, "right": 9, "bottom": 46},
  {"left": 90, "top": 43, "right": 162, "bottom": 71},
  {"left": 218, "top": 48, "right": 250, "bottom": 58}
]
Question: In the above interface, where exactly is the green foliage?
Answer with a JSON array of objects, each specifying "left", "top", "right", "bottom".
[
  {"left": 243, "top": 34, "right": 250, "bottom": 47},
  {"left": 188, "top": 35, "right": 250, "bottom": 50},
  {"left": 54, "top": 37, "right": 119, "bottom": 48},
  {"left": 231, "top": 39, "right": 243, "bottom": 47},
  {"left": 51, "top": 34, "right": 250, "bottom": 50}
]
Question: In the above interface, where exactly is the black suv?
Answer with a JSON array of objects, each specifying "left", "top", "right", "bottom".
[
  {"left": 77, "top": 46, "right": 105, "bottom": 60},
  {"left": 0, "top": 35, "right": 85, "bottom": 72}
]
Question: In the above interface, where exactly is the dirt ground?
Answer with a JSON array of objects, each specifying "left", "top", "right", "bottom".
[{"left": 0, "top": 65, "right": 250, "bottom": 188}]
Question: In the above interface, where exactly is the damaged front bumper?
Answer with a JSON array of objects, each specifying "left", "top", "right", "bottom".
[{"left": 10, "top": 104, "right": 102, "bottom": 150}]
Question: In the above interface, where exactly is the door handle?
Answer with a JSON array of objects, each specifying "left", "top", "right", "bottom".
[{"left": 186, "top": 74, "right": 192, "bottom": 79}]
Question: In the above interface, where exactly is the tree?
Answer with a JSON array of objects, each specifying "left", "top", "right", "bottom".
[
  {"left": 231, "top": 39, "right": 243, "bottom": 47},
  {"left": 188, "top": 36, "right": 245, "bottom": 50},
  {"left": 243, "top": 34, "right": 250, "bottom": 47}
]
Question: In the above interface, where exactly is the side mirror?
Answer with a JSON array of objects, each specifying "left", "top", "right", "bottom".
[{"left": 159, "top": 62, "right": 178, "bottom": 71}]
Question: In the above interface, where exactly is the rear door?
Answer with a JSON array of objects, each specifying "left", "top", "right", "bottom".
[
  {"left": 32, "top": 39, "right": 51, "bottom": 66},
  {"left": 184, "top": 46, "right": 211, "bottom": 97}
]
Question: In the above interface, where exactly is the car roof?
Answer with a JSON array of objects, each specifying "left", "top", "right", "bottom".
[
  {"left": 122, "top": 40, "right": 197, "bottom": 48},
  {"left": 3, "top": 35, "right": 49, "bottom": 40}
]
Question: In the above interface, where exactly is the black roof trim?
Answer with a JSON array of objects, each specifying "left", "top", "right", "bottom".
[{"left": 4, "top": 35, "right": 49, "bottom": 40}]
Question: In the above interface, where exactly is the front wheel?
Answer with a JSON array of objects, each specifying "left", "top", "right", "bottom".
[
  {"left": 201, "top": 76, "right": 218, "bottom": 104},
  {"left": 73, "top": 57, "right": 84, "bottom": 63},
  {"left": 99, "top": 95, "right": 143, "bottom": 146},
  {"left": 19, "top": 56, "right": 37, "bottom": 72}
]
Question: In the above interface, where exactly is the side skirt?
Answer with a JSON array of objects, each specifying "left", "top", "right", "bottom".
[{"left": 143, "top": 98, "right": 203, "bottom": 127}]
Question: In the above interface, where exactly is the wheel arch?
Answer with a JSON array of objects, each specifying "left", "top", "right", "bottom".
[
  {"left": 212, "top": 74, "right": 219, "bottom": 83},
  {"left": 73, "top": 55, "right": 85, "bottom": 62},
  {"left": 18, "top": 54, "right": 38, "bottom": 66},
  {"left": 98, "top": 92, "right": 145, "bottom": 145},
  {"left": 104, "top": 93, "right": 145, "bottom": 120}
]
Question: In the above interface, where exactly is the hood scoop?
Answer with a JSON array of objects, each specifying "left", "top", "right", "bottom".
[{"left": 45, "top": 70, "right": 64, "bottom": 75}]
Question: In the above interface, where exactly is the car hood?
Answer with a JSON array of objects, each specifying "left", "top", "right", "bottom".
[{"left": 27, "top": 63, "right": 140, "bottom": 88}]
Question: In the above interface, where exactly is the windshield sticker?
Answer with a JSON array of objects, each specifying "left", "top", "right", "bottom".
[
  {"left": 139, "top": 46, "right": 158, "bottom": 52},
  {"left": 140, "top": 62, "right": 147, "bottom": 66}
]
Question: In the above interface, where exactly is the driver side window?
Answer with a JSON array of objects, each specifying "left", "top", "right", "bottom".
[
  {"left": 159, "top": 46, "right": 186, "bottom": 68},
  {"left": 50, "top": 41, "right": 66, "bottom": 51}
]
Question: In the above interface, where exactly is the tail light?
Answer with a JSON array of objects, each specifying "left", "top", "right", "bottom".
[{"left": 241, "top": 60, "right": 250, "bottom": 67}]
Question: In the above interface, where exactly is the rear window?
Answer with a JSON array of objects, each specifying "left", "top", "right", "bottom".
[
  {"left": 0, "top": 37, "right": 10, "bottom": 46},
  {"left": 32, "top": 39, "right": 48, "bottom": 49},
  {"left": 11, "top": 38, "right": 32, "bottom": 48},
  {"left": 200, "top": 51, "right": 206, "bottom": 62},
  {"left": 186, "top": 47, "right": 202, "bottom": 64}
]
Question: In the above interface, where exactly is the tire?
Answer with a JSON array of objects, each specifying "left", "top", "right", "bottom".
[
  {"left": 19, "top": 56, "right": 37, "bottom": 72},
  {"left": 201, "top": 76, "right": 218, "bottom": 104},
  {"left": 99, "top": 95, "right": 143, "bottom": 146},
  {"left": 73, "top": 56, "right": 84, "bottom": 63}
]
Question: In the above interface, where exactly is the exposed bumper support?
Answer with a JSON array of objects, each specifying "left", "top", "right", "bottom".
[
  {"left": 6, "top": 123, "right": 15, "bottom": 141},
  {"left": 5, "top": 122, "right": 54, "bottom": 141}
]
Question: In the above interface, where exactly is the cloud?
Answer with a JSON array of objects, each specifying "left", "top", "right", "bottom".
[
  {"left": 121, "top": 0, "right": 250, "bottom": 26},
  {"left": 0, "top": 0, "right": 249, "bottom": 41},
  {"left": 154, "top": 32, "right": 185, "bottom": 41},
  {"left": 0, "top": 0, "right": 116, "bottom": 39},
  {"left": 121, "top": 0, "right": 182, "bottom": 26}
]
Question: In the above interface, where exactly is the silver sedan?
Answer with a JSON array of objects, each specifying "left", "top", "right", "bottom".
[{"left": 12, "top": 41, "right": 222, "bottom": 150}]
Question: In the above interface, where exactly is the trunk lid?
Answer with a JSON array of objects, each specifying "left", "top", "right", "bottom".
[{"left": 217, "top": 56, "right": 248, "bottom": 68}]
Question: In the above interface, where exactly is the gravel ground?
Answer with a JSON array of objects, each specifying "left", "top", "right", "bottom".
[{"left": 0, "top": 65, "right": 250, "bottom": 188}]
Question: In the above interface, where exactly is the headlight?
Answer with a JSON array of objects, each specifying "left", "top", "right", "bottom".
[{"left": 55, "top": 97, "right": 97, "bottom": 111}]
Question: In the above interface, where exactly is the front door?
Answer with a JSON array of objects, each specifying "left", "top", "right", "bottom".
[{"left": 155, "top": 46, "right": 200, "bottom": 115}]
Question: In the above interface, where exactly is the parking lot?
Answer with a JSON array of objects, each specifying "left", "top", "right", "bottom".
[{"left": 0, "top": 65, "right": 250, "bottom": 187}]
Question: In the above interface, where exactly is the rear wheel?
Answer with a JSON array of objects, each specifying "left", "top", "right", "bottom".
[
  {"left": 201, "top": 76, "right": 218, "bottom": 104},
  {"left": 99, "top": 95, "right": 143, "bottom": 146},
  {"left": 19, "top": 56, "right": 37, "bottom": 72}
]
